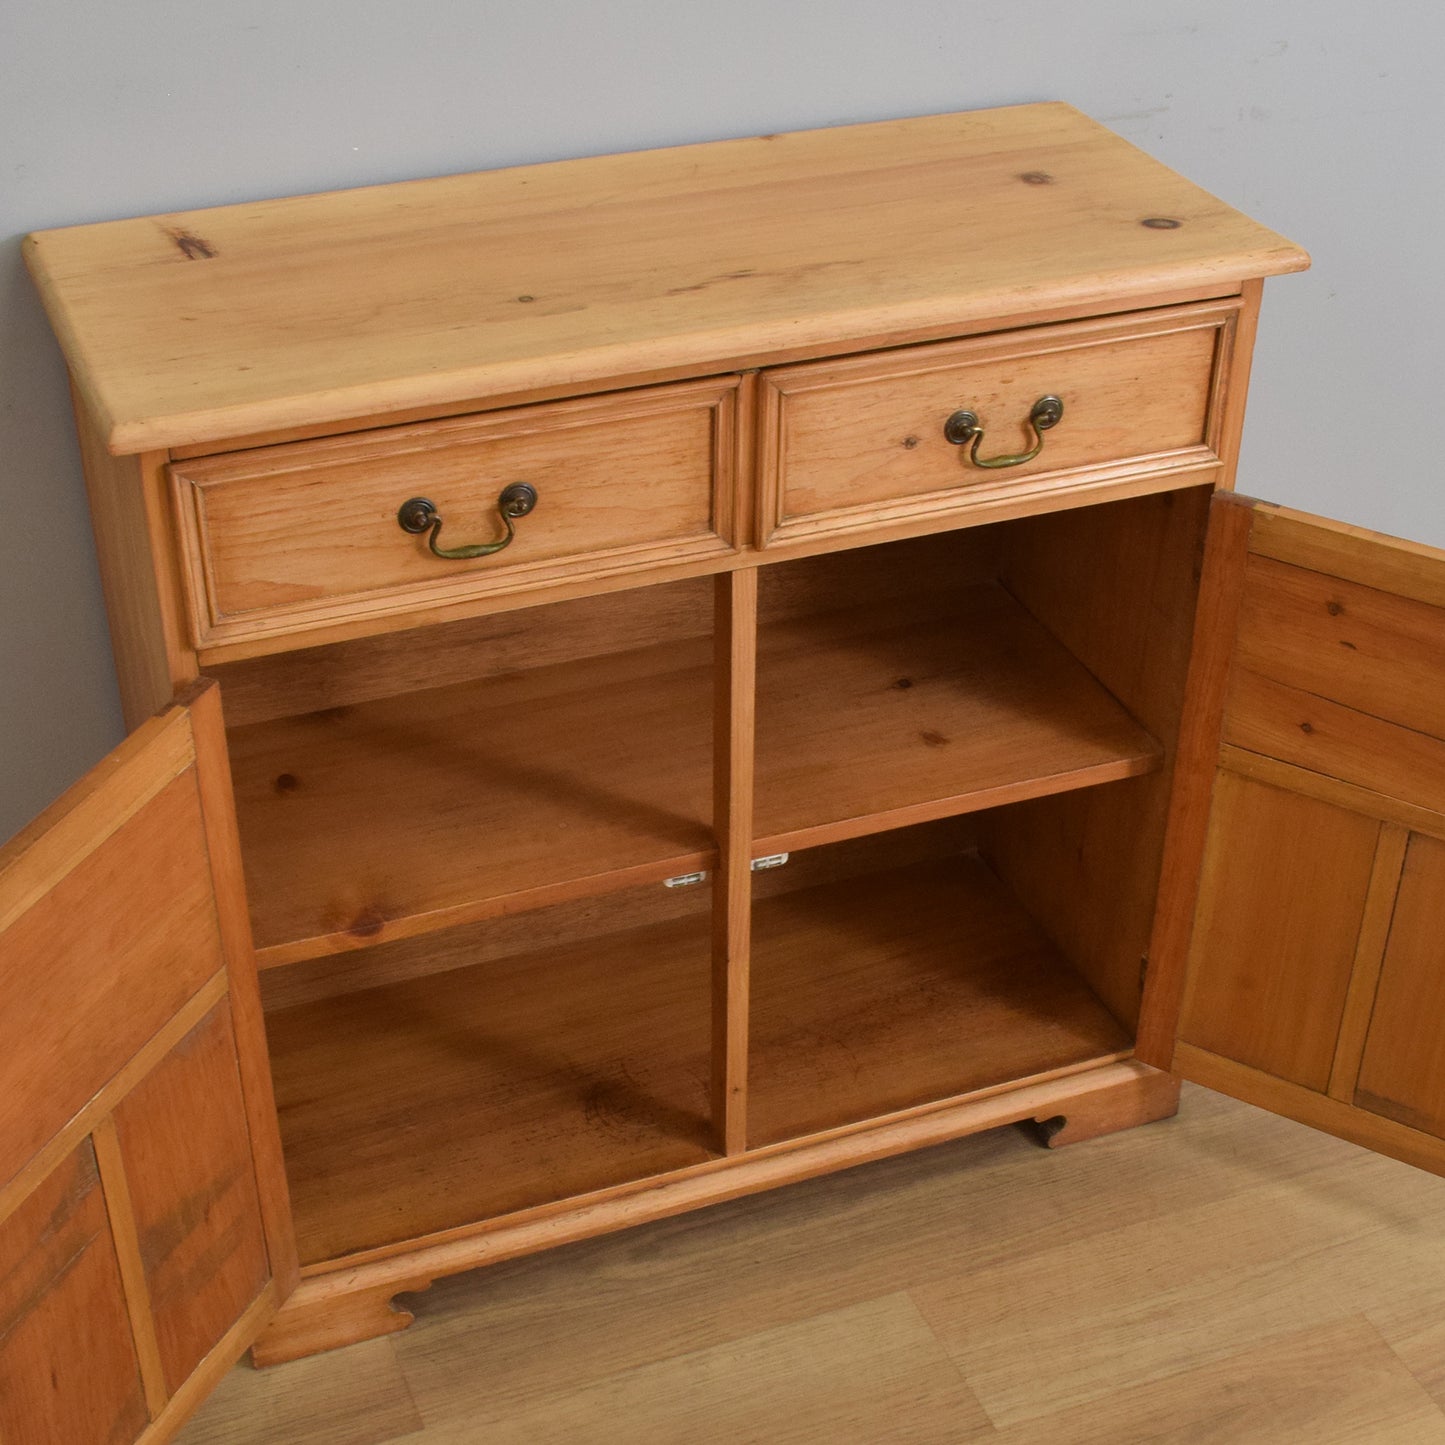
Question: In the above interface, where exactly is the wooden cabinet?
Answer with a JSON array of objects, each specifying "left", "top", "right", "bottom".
[{"left": 13, "top": 102, "right": 1443, "bottom": 1440}]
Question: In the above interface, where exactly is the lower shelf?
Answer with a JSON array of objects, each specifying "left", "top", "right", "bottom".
[
  {"left": 265, "top": 909, "right": 715, "bottom": 1266},
  {"left": 748, "top": 852, "right": 1134, "bottom": 1146},
  {"left": 266, "top": 847, "right": 1133, "bottom": 1268}
]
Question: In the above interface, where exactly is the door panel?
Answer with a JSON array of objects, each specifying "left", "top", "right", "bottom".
[
  {"left": 1176, "top": 771, "right": 1379, "bottom": 1092},
  {"left": 0, "top": 1141, "right": 151, "bottom": 1445},
  {"left": 0, "top": 684, "right": 295, "bottom": 1442},
  {"left": 1355, "top": 832, "right": 1445, "bottom": 1137},
  {"left": 111, "top": 999, "right": 271, "bottom": 1395},
  {"left": 1140, "top": 497, "right": 1445, "bottom": 1175}
]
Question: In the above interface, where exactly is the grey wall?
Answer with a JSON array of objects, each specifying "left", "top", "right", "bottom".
[{"left": 3, "top": 2, "right": 1443, "bottom": 842}]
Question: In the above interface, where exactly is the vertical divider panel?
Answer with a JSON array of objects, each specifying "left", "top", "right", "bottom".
[{"left": 712, "top": 566, "right": 759, "bottom": 1156}]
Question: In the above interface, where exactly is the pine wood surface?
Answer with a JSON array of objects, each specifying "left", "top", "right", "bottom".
[
  {"left": 72, "top": 394, "right": 191, "bottom": 726},
  {"left": 265, "top": 908, "right": 716, "bottom": 1265},
  {"left": 228, "top": 638, "right": 715, "bottom": 965},
  {"left": 0, "top": 1142, "right": 150, "bottom": 1445},
  {"left": 1176, "top": 770, "right": 1382, "bottom": 1092},
  {"left": 179, "top": 1085, "right": 1445, "bottom": 1444},
  {"left": 985, "top": 485, "right": 1212, "bottom": 1031},
  {"left": 0, "top": 710, "right": 221, "bottom": 1191},
  {"left": 747, "top": 854, "right": 1131, "bottom": 1147},
  {"left": 752, "top": 582, "right": 1162, "bottom": 853},
  {"left": 758, "top": 303, "right": 1224, "bottom": 544},
  {"left": 170, "top": 378, "right": 738, "bottom": 652},
  {"left": 711, "top": 569, "right": 757, "bottom": 1156},
  {"left": 1355, "top": 833, "right": 1445, "bottom": 1136},
  {"left": 112, "top": 1003, "right": 272, "bottom": 1395},
  {"left": 26, "top": 104, "right": 1306, "bottom": 455},
  {"left": 262, "top": 845, "right": 1130, "bottom": 1269}
]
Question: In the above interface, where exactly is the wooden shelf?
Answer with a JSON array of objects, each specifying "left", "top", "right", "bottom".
[
  {"left": 266, "top": 908, "right": 715, "bottom": 1266},
  {"left": 748, "top": 852, "right": 1133, "bottom": 1148},
  {"left": 753, "top": 583, "right": 1162, "bottom": 853},
  {"left": 228, "top": 639, "right": 714, "bottom": 966}
]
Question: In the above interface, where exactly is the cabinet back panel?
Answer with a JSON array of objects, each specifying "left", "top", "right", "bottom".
[
  {"left": 211, "top": 575, "right": 714, "bottom": 728},
  {"left": 755, "top": 529, "right": 996, "bottom": 626},
  {"left": 260, "top": 878, "right": 715, "bottom": 1012}
]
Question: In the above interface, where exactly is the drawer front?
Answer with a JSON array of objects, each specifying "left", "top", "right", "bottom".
[
  {"left": 171, "top": 377, "right": 741, "bottom": 653},
  {"left": 758, "top": 302, "right": 1238, "bottom": 547}
]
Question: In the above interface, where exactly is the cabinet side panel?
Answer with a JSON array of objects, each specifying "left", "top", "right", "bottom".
[
  {"left": 1177, "top": 773, "right": 1378, "bottom": 1092},
  {"left": 72, "top": 388, "right": 196, "bottom": 726},
  {"left": 111, "top": 1000, "right": 270, "bottom": 1395},
  {"left": 1354, "top": 833, "right": 1445, "bottom": 1136},
  {"left": 0, "top": 1141, "right": 150, "bottom": 1445}
]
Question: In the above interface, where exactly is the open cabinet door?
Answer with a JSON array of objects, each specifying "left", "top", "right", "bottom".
[
  {"left": 1138, "top": 493, "right": 1445, "bottom": 1175},
  {"left": 0, "top": 682, "right": 296, "bottom": 1444}
]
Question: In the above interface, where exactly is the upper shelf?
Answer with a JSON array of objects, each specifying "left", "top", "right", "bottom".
[
  {"left": 25, "top": 103, "right": 1307, "bottom": 456},
  {"left": 753, "top": 583, "right": 1163, "bottom": 852}
]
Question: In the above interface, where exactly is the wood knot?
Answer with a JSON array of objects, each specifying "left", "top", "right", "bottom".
[
  {"left": 1326, "top": 600, "right": 1344, "bottom": 616},
  {"left": 273, "top": 773, "right": 300, "bottom": 794},
  {"left": 892, "top": 677, "right": 914, "bottom": 690},
  {"left": 1141, "top": 217, "right": 1183, "bottom": 230},
  {"left": 1019, "top": 171, "right": 1054, "bottom": 185},
  {"left": 920, "top": 729, "right": 949, "bottom": 748},
  {"left": 902, "top": 435, "right": 920, "bottom": 449},
  {"left": 1299, "top": 721, "right": 1315, "bottom": 735},
  {"left": 348, "top": 908, "right": 386, "bottom": 939}
]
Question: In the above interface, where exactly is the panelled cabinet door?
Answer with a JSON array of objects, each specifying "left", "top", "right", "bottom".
[
  {"left": 0, "top": 683, "right": 296, "bottom": 1444},
  {"left": 1138, "top": 494, "right": 1445, "bottom": 1175}
]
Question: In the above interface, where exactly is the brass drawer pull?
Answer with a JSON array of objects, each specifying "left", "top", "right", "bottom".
[
  {"left": 397, "top": 483, "right": 538, "bottom": 560},
  {"left": 943, "top": 395, "right": 1064, "bottom": 469}
]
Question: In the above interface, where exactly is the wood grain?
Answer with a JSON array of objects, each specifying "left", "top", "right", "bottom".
[
  {"left": 1252, "top": 503, "right": 1445, "bottom": 610},
  {"left": 26, "top": 104, "right": 1305, "bottom": 456},
  {"left": 265, "top": 905, "right": 715, "bottom": 1264},
  {"left": 0, "top": 750, "right": 224, "bottom": 1191},
  {"left": 1174, "top": 1045, "right": 1445, "bottom": 1179},
  {"left": 72, "top": 388, "right": 192, "bottom": 725},
  {"left": 712, "top": 569, "right": 756, "bottom": 1156},
  {"left": 759, "top": 302, "right": 1228, "bottom": 545},
  {"left": 181, "top": 1088, "right": 1445, "bottom": 1445},
  {"left": 748, "top": 853, "right": 1131, "bottom": 1147},
  {"left": 1235, "top": 552, "right": 1445, "bottom": 742},
  {"left": 93, "top": 1115, "right": 171, "bottom": 1417},
  {"left": 171, "top": 378, "right": 739, "bottom": 652},
  {"left": 0, "top": 1142, "right": 149, "bottom": 1445},
  {"left": 209, "top": 575, "right": 713, "bottom": 728},
  {"left": 1225, "top": 666, "right": 1445, "bottom": 817},
  {"left": 753, "top": 581, "right": 1162, "bottom": 853},
  {"left": 1134, "top": 490, "right": 1256, "bottom": 1065},
  {"left": 988, "top": 483, "right": 1213, "bottom": 1031},
  {"left": 1176, "top": 769, "right": 1380, "bottom": 1092},
  {"left": 1355, "top": 833, "right": 1445, "bottom": 1138},
  {"left": 112, "top": 1002, "right": 271, "bottom": 1395},
  {"left": 188, "top": 680, "right": 299, "bottom": 1299},
  {"left": 229, "top": 637, "right": 714, "bottom": 965},
  {"left": 254, "top": 1060, "right": 1165, "bottom": 1363},
  {"left": 1328, "top": 824, "right": 1410, "bottom": 1102}
]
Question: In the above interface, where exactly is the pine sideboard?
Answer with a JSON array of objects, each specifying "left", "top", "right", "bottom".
[{"left": 9, "top": 103, "right": 1445, "bottom": 1444}]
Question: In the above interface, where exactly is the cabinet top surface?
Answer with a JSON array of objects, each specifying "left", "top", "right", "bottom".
[{"left": 26, "top": 102, "right": 1307, "bottom": 456}]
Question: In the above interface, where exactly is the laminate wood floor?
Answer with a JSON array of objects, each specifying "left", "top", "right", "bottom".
[{"left": 179, "top": 1085, "right": 1445, "bottom": 1444}]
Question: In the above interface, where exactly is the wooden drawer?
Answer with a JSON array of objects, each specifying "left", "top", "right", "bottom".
[
  {"left": 757, "top": 302, "right": 1239, "bottom": 547},
  {"left": 171, "top": 377, "right": 742, "bottom": 654}
]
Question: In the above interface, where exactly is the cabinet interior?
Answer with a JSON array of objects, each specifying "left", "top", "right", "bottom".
[{"left": 213, "top": 483, "right": 1214, "bottom": 1267}]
